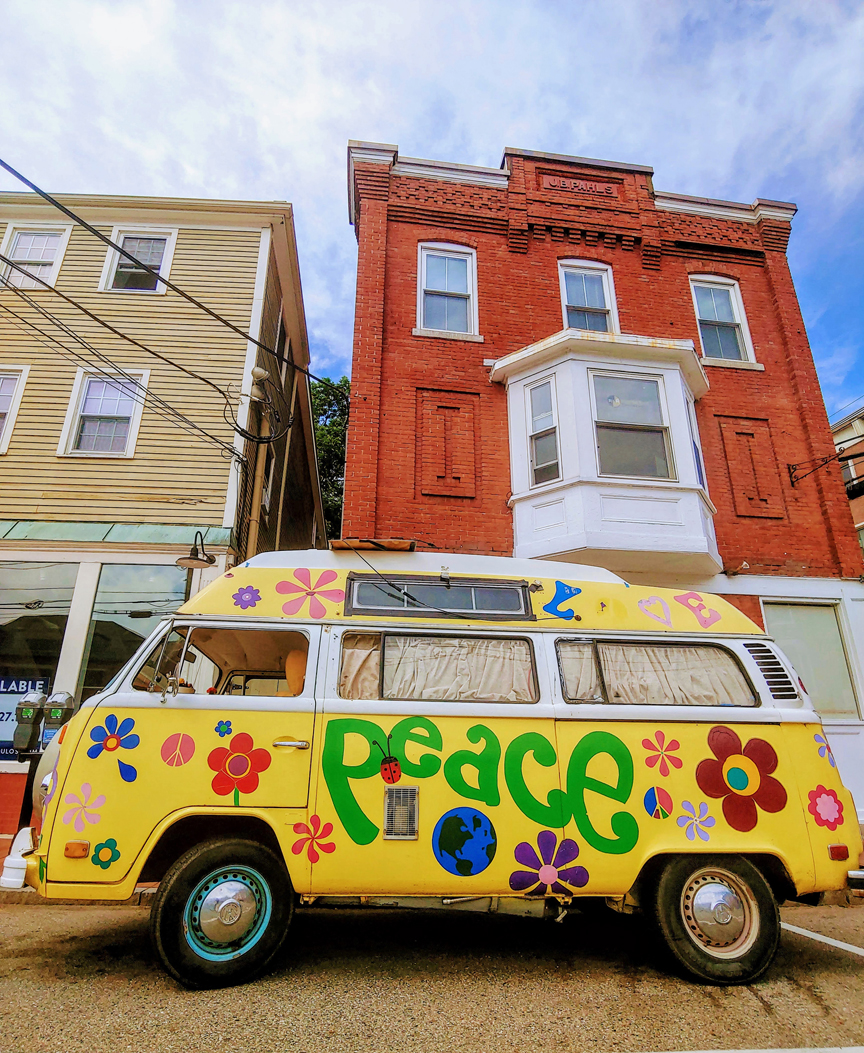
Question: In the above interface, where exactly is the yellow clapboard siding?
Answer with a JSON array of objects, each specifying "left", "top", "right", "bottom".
[{"left": 0, "top": 221, "right": 269, "bottom": 524}]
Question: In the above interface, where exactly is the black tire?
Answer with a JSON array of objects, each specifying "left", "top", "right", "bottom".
[
  {"left": 150, "top": 837, "right": 293, "bottom": 989},
  {"left": 651, "top": 855, "right": 780, "bottom": 985}
]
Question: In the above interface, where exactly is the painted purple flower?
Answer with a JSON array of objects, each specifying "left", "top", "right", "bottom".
[
  {"left": 232, "top": 586, "right": 261, "bottom": 610},
  {"left": 509, "top": 830, "right": 589, "bottom": 895},
  {"left": 814, "top": 734, "right": 836, "bottom": 768}
]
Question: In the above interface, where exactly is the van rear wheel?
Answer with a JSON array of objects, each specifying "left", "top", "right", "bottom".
[
  {"left": 150, "top": 837, "right": 293, "bottom": 989},
  {"left": 652, "top": 855, "right": 779, "bottom": 984}
]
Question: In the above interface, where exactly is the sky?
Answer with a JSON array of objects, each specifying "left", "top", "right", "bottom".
[{"left": 1, "top": 0, "right": 863, "bottom": 419}]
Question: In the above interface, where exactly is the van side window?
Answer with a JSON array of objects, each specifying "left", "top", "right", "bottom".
[
  {"left": 596, "top": 643, "right": 756, "bottom": 707},
  {"left": 339, "top": 633, "right": 538, "bottom": 703},
  {"left": 133, "top": 627, "right": 309, "bottom": 696},
  {"left": 556, "top": 640, "right": 604, "bottom": 702}
]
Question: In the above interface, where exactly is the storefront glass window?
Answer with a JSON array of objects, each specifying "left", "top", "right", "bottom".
[
  {"left": 763, "top": 602, "right": 859, "bottom": 719},
  {"left": 78, "top": 564, "right": 189, "bottom": 701},
  {"left": 0, "top": 561, "right": 79, "bottom": 758}
]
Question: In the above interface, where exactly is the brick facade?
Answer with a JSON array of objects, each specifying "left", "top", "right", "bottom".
[{"left": 343, "top": 146, "right": 862, "bottom": 581}]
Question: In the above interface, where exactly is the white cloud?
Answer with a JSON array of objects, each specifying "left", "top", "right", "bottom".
[{"left": 1, "top": 0, "right": 863, "bottom": 379}]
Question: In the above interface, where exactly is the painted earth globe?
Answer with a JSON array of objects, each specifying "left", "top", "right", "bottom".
[{"left": 432, "top": 807, "right": 497, "bottom": 876}]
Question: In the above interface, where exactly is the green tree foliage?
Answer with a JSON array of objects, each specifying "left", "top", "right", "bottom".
[{"left": 311, "top": 375, "right": 350, "bottom": 541}]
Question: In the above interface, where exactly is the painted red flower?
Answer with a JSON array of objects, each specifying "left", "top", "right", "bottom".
[
  {"left": 276, "top": 568, "right": 345, "bottom": 619},
  {"left": 695, "top": 726, "right": 787, "bottom": 833},
  {"left": 292, "top": 814, "right": 336, "bottom": 863},
  {"left": 208, "top": 732, "right": 271, "bottom": 806},
  {"left": 642, "top": 730, "right": 683, "bottom": 777},
  {"left": 808, "top": 785, "right": 844, "bottom": 831}
]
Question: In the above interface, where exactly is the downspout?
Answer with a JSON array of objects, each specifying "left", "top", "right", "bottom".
[{"left": 245, "top": 416, "right": 270, "bottom": 560}]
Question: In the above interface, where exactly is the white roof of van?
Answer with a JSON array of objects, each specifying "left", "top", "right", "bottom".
[{"left": 241, "top": 549, "right": 625, "bottom": 584}]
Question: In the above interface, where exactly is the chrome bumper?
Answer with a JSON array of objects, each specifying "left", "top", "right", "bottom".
[{"left": 848, "top": 870, "right": 864, "bottom": 891}]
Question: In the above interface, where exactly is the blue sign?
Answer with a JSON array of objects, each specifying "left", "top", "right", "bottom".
[{"left": 0, "top": 678, "right": 48, "bottom": 760}]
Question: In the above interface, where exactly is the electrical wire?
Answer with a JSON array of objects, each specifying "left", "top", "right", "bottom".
[
  {"left": 0, "top": 298, "right": 242, "bottom": 460},
  {"left": 0, "top": 155, "right": 351, "bottom": 408},
  {"left": 0, "top": 251, "right": 233, "bottom": 401}
]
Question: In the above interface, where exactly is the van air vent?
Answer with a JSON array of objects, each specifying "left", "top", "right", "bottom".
[
  {"left": 383, "top": 786, "right": 419, "bottom": 840},
  {"left": 743, "top": 642, "right": 798, "bottom": 700}
]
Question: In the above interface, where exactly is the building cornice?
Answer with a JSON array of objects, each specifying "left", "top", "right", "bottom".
[
  {"left": 489, "top": 328, "right": 709, "bottom": 398},
  {"left": 654, "top": 190, "right": 797, "bottom": 225},
  {"left": 501, "top": 147, "right": 654, "bottom": 175},
  {"left": 0, "top": 191, "right": 295, "bottom": 231}
]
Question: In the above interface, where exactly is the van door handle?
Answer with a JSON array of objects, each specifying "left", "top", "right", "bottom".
[{"left": 273, "top": 740, "right": 310, "bottom": 749}]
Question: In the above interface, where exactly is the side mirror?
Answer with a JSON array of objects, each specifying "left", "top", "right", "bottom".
[{"left": 161, "top": 675, "right": 179, "bottom": 705}]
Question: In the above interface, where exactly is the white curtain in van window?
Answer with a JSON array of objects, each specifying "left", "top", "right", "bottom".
[
  {"left": 339, "top": 633, "right": 382, "bottom": 699},
  {"left": 383, "top": 636, "right": 537, "bottom": 703},
  {"left": 557, "top": 641, "right": 603, "bottom": 702},
  {"left": 597, "top": 643, "right": 755, "bottom": 707}
]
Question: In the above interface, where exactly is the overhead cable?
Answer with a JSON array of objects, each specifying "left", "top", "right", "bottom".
[{"left": 0, "top": 155, "right": 350, "bottom": 407}]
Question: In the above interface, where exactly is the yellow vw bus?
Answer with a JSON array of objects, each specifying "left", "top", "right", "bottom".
[{"left": 6, "top": 548, "right": 862, "bottom": 988}]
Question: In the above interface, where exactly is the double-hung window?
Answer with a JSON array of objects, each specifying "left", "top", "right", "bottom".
[
  {"left": 99, "top": 228, "right": 178, "bottom": 293},
  {"left": 527, "top": 378, "right": 560, "bottom": 485},
  {"left": 417, "top": 244, "right": 477, "bottom": 335},
  {"left": 559, "top": 262, "right": 617, "bottom": 333},
  {"left": 0, "top": 367, "right": 29, "bottom": 454},
  {"left": 59, "top": 369, "right": 148, "bottom": 457},
  {"left": 592, "top": 372, "right": 673, "bottom": 480},
  {"left": 690, "top": 277, "right": 753, "bottom": 361},
  {"left": 0, "top": 227, "right": 71, "bottom": 289}
]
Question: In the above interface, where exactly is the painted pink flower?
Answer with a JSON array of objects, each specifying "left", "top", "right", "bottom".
[
  {"left": 62, "top": 783, "right": 105, "bottom": 834},
  {"left": 642, "top": 730, "right": 683, "bottom": 777},
  {"left": 276, "top": 568, "right": 345, "bottom": 619},
  {"left": 808, "top": 785, "right": 844, "bottom": 831},
  {"left": 292, "top": 814, "right": 336, "bottom": 863}
]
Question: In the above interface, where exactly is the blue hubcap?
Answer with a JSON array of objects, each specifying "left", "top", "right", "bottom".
[{"left": 183, "top": 865, "right": 272, "bottom": 962}]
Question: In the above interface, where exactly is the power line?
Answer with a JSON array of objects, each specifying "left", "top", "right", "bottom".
[
  {"left": 0, "top": 297, "right": 241, "bottom": 460},
  {"left": 0, "top": 155, "right": 351, "bottom": 407},
  {"left": 829, "top": 393, "right": 864, "bottom": 421},
  {"left": 0, "top": 251, "right": 232, "bottom": 402}
]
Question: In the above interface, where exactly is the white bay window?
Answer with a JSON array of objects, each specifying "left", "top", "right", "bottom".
[{"left": 492, "top": 329, "right": 719, "bottom": 575}]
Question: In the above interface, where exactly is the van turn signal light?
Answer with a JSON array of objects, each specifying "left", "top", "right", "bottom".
[
  {"left": 828, "top": 844, "right": 849, "bottom": 861},
  {"left": 64, "top": 841, "right": 89, "bottom": 859}
]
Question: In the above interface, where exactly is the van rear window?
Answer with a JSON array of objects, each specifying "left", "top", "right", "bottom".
[
  {"left": 558, "top": 640, "right": 756, "bottom": 707},
  {"left": 339, "top": 633, "right": 538, "bottom": 703}
]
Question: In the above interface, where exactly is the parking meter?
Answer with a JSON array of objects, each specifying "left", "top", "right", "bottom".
[
  {"left": 13, "top": 691, "right": 46, "bottom": 753},
  {"left": 42, "top": 691, "right": 74, "bottom": 747}
]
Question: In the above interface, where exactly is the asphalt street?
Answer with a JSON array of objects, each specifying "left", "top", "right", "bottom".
[{"left": 0, "top": 901, "right": 862, "bottom": 1053}]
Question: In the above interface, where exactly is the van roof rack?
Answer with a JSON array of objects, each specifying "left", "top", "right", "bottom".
[{"left": 329, "top": 538, "right": 417, "bottom": 552}]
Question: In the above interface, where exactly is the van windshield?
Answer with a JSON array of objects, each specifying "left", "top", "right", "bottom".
[{"left": 132, "top": 627, "right": 310, "bottom": 697}]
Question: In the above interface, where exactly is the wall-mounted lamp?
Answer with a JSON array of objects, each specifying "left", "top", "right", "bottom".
[{"left": 176, "top": 530, "right": 217, "bottom": 570}]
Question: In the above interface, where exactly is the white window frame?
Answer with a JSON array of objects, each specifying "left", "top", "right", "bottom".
[
  {"left": 57, "top": 367, "right": 150, "bottom": 458},
  {"left": 588, "top": 368, "right": 677, "bottom": 482},
  {"left": 97, "top": 226, "right": 179, "bottom": 295},
  {"left": 689, "top": 274, "right": 756, "bottom": 364},
  {"left": 0, "top": 223, "right": 73, "bottom": 289},
  {"left": 415, "top": 243, "right": 480, "bottom": 339},
  {"left": 526, "top": 375, "right": 561, "bottom": 488},
  {"left": 0, "top": 365, "right": 30, "bottom": 455},
  {"left": 558, "top": 259, "right": 620, "bottom": 335}
]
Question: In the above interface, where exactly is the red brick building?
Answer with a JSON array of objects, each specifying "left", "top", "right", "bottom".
[{"left": 342, "top": 141, "right": 864, "bottom": 814}]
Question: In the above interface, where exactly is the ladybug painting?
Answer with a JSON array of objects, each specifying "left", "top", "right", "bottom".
[{"left": 373, "top": 734, "right": 402, "bottom": 784}]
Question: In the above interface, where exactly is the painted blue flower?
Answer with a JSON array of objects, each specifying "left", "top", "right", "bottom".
[
  {"left": 215, "top": 720, "right": 232, "bottom": 738},
  {"left": 677, "top": 800, "right": 716, "bottom": 842},
  {"left": 87, "top": 714, "right": 139, "bottom": 783},
  {"left": 232, "top": 586, "right": 261, "bottom": 610}
]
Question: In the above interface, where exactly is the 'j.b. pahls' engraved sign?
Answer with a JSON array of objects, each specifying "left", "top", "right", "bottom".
[{"left": 542, "top": 174, "right": 617, "bottom": 197}]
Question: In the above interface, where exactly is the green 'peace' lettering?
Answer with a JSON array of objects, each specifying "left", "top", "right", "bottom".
[
  {"left": 321, "top": 718, "right": 383, "bottom": 845},
  {"left": 443, "top": 725, "right": 501, "bottom": 806},
  {"left": 504, "top": 732, "right": 571, "bottom": 826},
  {"left": 566, "top": 730, "right": 639, "bottom": 854}
]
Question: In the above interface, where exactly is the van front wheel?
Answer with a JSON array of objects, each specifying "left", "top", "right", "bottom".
[
  {"left": 652, "top": 855, "right": 779, "bottom": 984},
  {"left": 150, "top": 837, "right": 293, "bottom": 989}
]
